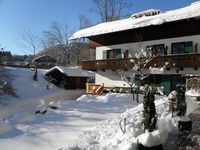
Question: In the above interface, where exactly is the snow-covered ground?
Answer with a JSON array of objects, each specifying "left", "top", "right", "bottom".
[
  {"left": 0, "top": 94, "right": 135, "bottom": 150},
  {"left": 0, "top": 67, "right": 138, "bottom": 150},
  {"left": 0, "top": 67, "right": 199, "bottom": 150},
  {"left": 0, "top": 67, "right": 85, "bottom": 118},
  {"left": 66, "top": 96, "right": 169, "bottom": 150}
]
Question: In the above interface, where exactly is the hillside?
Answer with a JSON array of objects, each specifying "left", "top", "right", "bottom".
[{"left": 36, "top": 43, "right": 95, "bottom": 66}]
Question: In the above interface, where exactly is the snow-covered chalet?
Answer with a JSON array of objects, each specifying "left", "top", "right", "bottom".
[{"left": 70, "top": 2, "right": 200, "bottom": 95}]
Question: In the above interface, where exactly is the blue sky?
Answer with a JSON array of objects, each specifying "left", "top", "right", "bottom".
[{"left": 0, "top": 0, "right": 197, "bottom": 55}]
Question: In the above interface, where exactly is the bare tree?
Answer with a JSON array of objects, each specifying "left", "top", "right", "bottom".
[
  {"left": 92, "top": 0, "right": 132, "bottom": 22},
  {"left": 69, "top": 15, "right": 92, "bottom": 65},
  {"left": 42, "top": 21, "right": 71, "bottom": 65},
  {"left": 79, "top": 15, "right": 92, "bottom": 29},
  {"left": 21, "top": 26, "right": 38, "bottom": 58},
  {"left": 120, "top": 48, "right": 169, "bottom": 102}
]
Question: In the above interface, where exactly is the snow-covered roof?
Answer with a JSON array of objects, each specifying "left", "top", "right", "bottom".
[
  {"left": 46, "top": 66, "right": 95, "bottom": 77},
  {"left": 70, "top": 1, "right": 200, "bottom": 40},
  {"left": 32, "top": 54, "right": 57, "bottom": 63}
]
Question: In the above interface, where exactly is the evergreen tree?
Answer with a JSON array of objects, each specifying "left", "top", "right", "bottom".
[
  {"left": 142, "top": 85, "right": 157, "bottom": 132},
  {"left": 175, "top": 84, "right": 186, "bottom": 117}
]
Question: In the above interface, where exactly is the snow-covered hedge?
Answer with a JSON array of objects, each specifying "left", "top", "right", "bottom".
[{"left": 67, "top": 97, "right": 170, "bottom": 150}]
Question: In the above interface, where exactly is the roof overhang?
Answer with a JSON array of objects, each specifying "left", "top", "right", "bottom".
[{"left": 70, "top": 1, "right": 200, "bottom": 40}]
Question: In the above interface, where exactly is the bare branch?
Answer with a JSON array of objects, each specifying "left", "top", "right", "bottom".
[
  {"left": 21, "top": 26, "right": 38, "bottom": 57},
  {"left": 79, "top": 15, "right": 92, "bottom": 29},
  {"left": 42, "top": 21, "right": 71, "bottom": 65},
  {"left": 92, "top": 0, "right": 132, "bottom": 22}
]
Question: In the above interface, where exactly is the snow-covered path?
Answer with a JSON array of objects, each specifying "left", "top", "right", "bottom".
[{"left": 0, "top": 93, "right": 136, "bottom": 150}]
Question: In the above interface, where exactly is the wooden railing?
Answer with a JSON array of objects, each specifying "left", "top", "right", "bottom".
[
  {"left": 86, "top": 83, "right": 104, "bottom": 95},
  {"left": 82, "top": 58, "right": 133, "bottom": 70},
  {"left": 82, "top": 53, "right": 200, "bottom": 71}
]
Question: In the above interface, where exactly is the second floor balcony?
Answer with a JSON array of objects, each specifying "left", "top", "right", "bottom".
[{"left": 82, "top": 53, "right": 200, "bottom": 71}]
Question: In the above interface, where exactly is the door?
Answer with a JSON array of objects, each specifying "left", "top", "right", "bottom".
[{"left": 161, "top": 75, "right": 171, "bottom": 95}]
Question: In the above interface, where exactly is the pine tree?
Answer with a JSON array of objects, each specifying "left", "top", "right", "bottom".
[
  {"left": 142, "top": 85, "right": 157, "bottom": 132},
  {"left": 175, "top": 84, "right": 186, "bottom": 117}
]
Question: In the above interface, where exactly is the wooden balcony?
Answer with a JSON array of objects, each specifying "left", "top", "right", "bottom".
[{"left": 82, "top": 53, "right": 200, "bottom": 71}]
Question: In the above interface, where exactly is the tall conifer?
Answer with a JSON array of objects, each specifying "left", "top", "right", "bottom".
[
  {"left": 142, "top": 85, "right": 157, "bottom": 132},
  {"left": 175, "top": 84, "right": 186, "bottom": 116}
]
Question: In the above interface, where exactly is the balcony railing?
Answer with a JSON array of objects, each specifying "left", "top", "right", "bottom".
[{"left": 82, "top": 53, "right": 200, "bottom": 71}]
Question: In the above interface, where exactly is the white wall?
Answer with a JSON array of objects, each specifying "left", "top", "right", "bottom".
[
  {"left": 95, "top": 70, "right": 130, "bottom": 87},
  {"left": 95, "top": 67, "right": 200, "bottom": 87},
  {"left": 96, "top": 35, "right": 200, "bottom": 59}
]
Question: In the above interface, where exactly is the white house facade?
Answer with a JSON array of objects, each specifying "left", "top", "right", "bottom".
[{"left": 70, "top": 1, "right": 200, "bottom": 95}]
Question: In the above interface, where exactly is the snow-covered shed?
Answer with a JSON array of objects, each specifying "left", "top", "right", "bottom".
[{"left": 45, "top": 66, "right": 95, "bottom": 89}]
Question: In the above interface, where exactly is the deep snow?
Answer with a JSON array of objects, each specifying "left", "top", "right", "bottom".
[
  {"left": 66, "top": 96, "right": 169, "bottom": 150},
  {"left": 0, "top": 67, "right": 85, "bottom": 119},
  {"left": 0, "top": 67, "right": 137, "bottom": 150},
  {"left": 0, "top": 67, "right": 199, "bottom": 150}
]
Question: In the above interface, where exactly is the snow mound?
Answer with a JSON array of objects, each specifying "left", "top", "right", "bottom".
[
  {"left": 76, "top": 93, "right": 133, "bottom": 105},
  {"left": 104, "top": 92, "right": 117, "bottom": 103},
  {"left": 104, "top": 92, "right": 135, "bottom": 104},
  {"left": 76, "top": 94, "right": 100, "bottom": 102},
  {"left": 35, "top": 104, "right": 48, "bottom": 114},
  {"left": 138, "top": 130, "right": 168, "bottom": 147},
  {"left": 66, "top": 97, "right": 168, "bottom": 150},
  {"left": 49, "top": 101, "right": 58, "bottom": 109},
  {"left": 8, "top": 112, "right": 36, "bottom": 124}
]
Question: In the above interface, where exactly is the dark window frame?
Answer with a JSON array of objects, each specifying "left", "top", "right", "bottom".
[
  {"left": 171, "top": 41, "right": 193, "bottom": 54},
  {"left": 106, "top": 49, "right": 122, "bottom": 59},
  {"left": 146, "top": 44, "right": 165, "bottom": 56}
]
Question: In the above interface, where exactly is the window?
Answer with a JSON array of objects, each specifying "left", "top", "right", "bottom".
[
  {"left": 143, "top": 75, "right": 162, "bottom": 85},
  {"left": 171, "top": 75, "right": 185, "bottom": 91},
  {"left": 171, "top": 41, "right": 193, "bottom": 54},
  {"left": 146, "top": 44, "right": 165, "bottom": 56},
  {"left": 106, "top": 49, "right": 122, "bottom": 59}
]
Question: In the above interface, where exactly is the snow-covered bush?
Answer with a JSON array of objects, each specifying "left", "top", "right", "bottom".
[
  {"left": 35, "top": 104, "right": 47, "bottom": 114},
  {"left": 138, "top": 130, "right": 167, "bottom": 147},
  {"left": 49, "top": 101, "right": 58, "bottom": 109}
]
